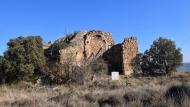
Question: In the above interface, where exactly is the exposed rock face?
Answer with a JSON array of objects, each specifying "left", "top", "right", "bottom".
[
  {"left": 59, "top": 31, "right": 87, "bottom": 65},
  {"left": 59, "top": 46, "right": 84, "bottom": 65},
  {"left": 45, "top": 30, "right": 138, "bottom": 75},
  {"left": 103, "top": 37, "right": 138, "bottom": 75},
  {"left": 122, "top": 37, "right": 138, "bottom": 75}
]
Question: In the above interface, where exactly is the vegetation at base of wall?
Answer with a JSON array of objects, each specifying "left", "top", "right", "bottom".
[
  {"left": 89, "top": 59, "right": 109, "bottom": 75},
  {"left": 43, "top": 63, "right": 88, "bottom": 85},
  {"left": 43, "top": 59, "right": 109, "bottom": 85},
  {"left": 139, "top": 37, "right": 183, "bottom": 76}
]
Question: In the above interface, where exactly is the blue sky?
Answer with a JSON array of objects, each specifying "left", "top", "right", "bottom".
[{"left": 0, "top": 0, "right": 189, "bottom": 62}]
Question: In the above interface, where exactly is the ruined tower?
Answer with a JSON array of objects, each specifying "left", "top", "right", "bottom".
[{"left": 122, "top": 37, "right": 138, "bottom": 75}]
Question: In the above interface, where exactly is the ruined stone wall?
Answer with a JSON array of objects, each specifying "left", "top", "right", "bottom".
[
  {"left": 122, "top": 37, "right": 138, "bottom": 75},
  {"left": 59, "top": 46, "right": 84, "bottom": 66},
  {"left": 58, "top": 30, "right": 114, "bottom": 66},
  {"left": 45, "top": 30, "right": 139, "bottom": 76},
  {"left": 83, "top": 30, "right": 114, "bottom": 62},
  {"left": 43, "top": 43, "right": 52, "bottom": 50},
  {"left": 59, "top": 31, "right": 87, "bottom": 66}
]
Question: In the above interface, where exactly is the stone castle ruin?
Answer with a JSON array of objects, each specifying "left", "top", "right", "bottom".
[
  {"left": 122, "top": 37, "right": 138, "bottom": 75},
  {"left": 45, "top": 30, "right": 138, "bottom": 75}
]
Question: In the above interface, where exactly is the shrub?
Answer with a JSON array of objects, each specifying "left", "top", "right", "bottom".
[
  {"left": 44, "top": 61, "right": 90, "bottom": 85},
  {"left": 98, "top": 96, "right": 123, "bottom": 107},
  {"left": 140, "top": 37, "right": 183, "bottom": 75},
  {"left": 84, "top": 93, "right": 97, "bottom": 103},
  {"left": 0, "top": 56, "right": 10, "bottom": 83},
  {"left": 2, "top": 36, "right": 46, "bottom": 83},
  {"left": 89, "top": 59, "right": 109, "bottom": 75},
  {"left": 124, "top": 89, "right": 162, "bottom": 107},
  {"left": 49, "top": 93, "right": 72, "bottom": 104},
  {"left": 63, "top": 66, "right": 86, "bottom": 85},
  {"left": 165, "top": 84, "right": 190, "bottom": 106},
  {"left": 11, "top": 99, "right": 36, "bottom": 107}
]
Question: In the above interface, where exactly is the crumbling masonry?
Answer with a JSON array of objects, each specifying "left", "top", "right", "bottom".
[
  {"left": 45, "top": 30, "right": 138, "bottom": 75},
  {"left": 122, "top": 37, "right": 138, "bottom": 75}
]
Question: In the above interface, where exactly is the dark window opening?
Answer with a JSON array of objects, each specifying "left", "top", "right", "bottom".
[{"left": 95, "top": 35, "right": 102, "bottom": 39}]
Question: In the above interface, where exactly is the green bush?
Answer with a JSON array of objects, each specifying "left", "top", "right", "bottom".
[
  {"left": 140, "top": 37, "right": 183, "bottom": 75},
  {"left": 0, "top": 56, "right": 11, "bottom": 83},
  {"left": 1, "top": 36, "right": 46, "bottom": 83}
]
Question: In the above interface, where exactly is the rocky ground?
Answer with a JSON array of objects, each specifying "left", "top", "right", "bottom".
[{"left": 0, "top": 72, "right": 190, "bottom": 107}]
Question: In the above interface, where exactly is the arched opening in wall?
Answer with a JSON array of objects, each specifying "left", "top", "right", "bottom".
[{"left": 95, "top": 35, "right": 102, "bottom": 39}]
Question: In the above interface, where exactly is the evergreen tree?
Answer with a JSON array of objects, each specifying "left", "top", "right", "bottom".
[
  {"left": 141, "top": 37, "right": 183, "bottom": 75},
  {"left": 2, "top": 36, "right": 46, "bottom": 83}
]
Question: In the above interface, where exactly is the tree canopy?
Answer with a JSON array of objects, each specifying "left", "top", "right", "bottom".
[
  {"left": 1, "top": 36, "right": 46, "bottom": 83},
  {"left": 140, "top": 37, "right": 183, "bottom": 75}
]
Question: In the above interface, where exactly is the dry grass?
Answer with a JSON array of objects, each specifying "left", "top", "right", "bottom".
[{"left": 0, "top": 72, "right": 190, "bottom": 107}]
